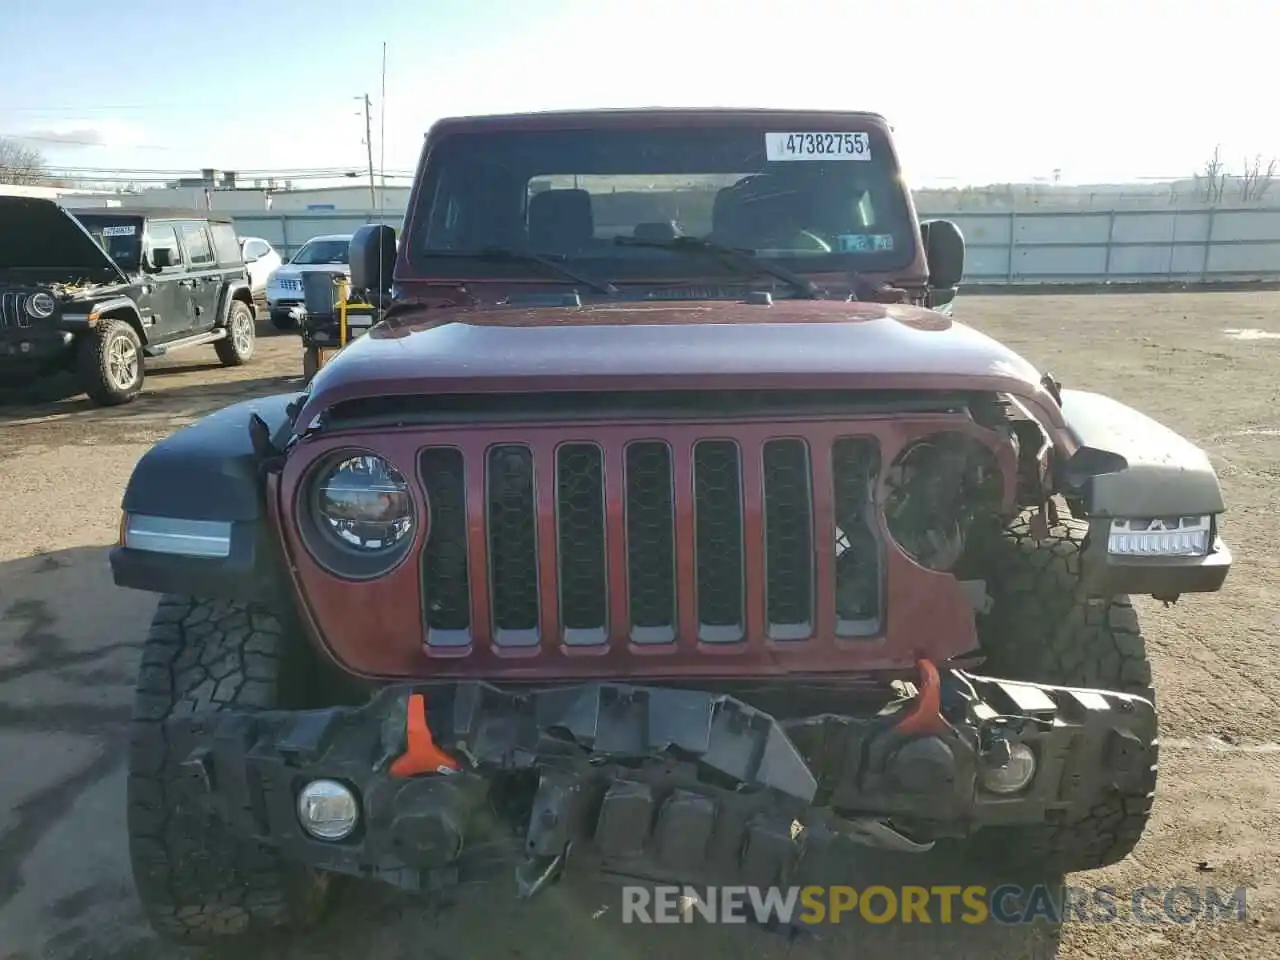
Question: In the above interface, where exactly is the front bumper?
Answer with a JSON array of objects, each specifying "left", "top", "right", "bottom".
[
  {"left": 160, "top": 668, "right": 1156, "bottom": 896},
  {"left": 0, "top": 325, "right": 74, "bottom": 374}
]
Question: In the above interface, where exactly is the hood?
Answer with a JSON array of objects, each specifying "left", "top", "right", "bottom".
[
  {"left": 273, "top": 263, "right": 351, "bottom": 279},
  {"left": 0, "top": 196, "right": 130, "bottom": 284},
  {"left": 299, "top": 298, "right": 1060, "bottom": 426}
]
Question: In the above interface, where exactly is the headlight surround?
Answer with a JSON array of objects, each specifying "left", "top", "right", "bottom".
[
  {"left": 1107, "top": 515, "right": 1211, "bottom": 557},
  {"left": 299, "top": 451, "right": 420, "bottom": 579},
  {"left": 26, "top": 292, "right": 56, "bottom": 319}
]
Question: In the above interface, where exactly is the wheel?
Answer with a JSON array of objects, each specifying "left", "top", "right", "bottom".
[
  {"left": 76, "top": 318, "right": 144, "bottom": 406},
  {"left": 302, "top": 346, "right": 320, "bottom": 384},
  {"left": 970, "top": 508, "right": 1158, "bottom": 874},
  {"left": 978, "top": 509, "right": 1154, "bottom": 700},
  {"left": 271, "top": 311, "right": 299, "bottom": 332},
  {"left": 215, "top": 300, "right": 256, "bottom": 366},
  {"left": 127, "top": 597, "right": 334, "bottom": 945}
]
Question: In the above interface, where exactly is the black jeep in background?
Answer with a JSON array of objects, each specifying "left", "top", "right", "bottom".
[{"left": 0, "top": 198, "right": 257, "bottom": 406}]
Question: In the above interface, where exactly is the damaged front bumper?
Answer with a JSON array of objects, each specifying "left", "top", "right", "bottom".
[{"left": 163, "top": 665, "right": 1156, "bottom": 897}]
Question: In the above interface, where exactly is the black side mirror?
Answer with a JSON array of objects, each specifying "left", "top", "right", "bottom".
[
  {"left": 151, "top": 248, "right": 176, "bottom": 270},
  {"left": 921, "top": 219, "right": 965, "bottom": 289},
  {"left": 349, "top": 224, "right": 397, "bottom": 296}
]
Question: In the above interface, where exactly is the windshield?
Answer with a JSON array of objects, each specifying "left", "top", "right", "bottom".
[
  {"left": 73, "top": 215, "right": 144, "bottom": 272},
  {"left": 409, "top": 123, "right": 914, "bottom": 283},
  {"left": 291, "top": 239, "right": 351, "bottom": 265}
]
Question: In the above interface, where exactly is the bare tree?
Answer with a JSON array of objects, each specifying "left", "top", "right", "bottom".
[
  {"left": 0, "top": 137, "right": 47, "bottom": 185},
  {"left": 1193, "top": 145, "right": 1227, "bottom": 204},
  {"left": 1239, "top": 154, "right": 1277, "bottom": 203}
]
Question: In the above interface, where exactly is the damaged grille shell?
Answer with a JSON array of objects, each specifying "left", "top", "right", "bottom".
[{"left": 277, "top": 411, "right": 1019, "bottom": 681}]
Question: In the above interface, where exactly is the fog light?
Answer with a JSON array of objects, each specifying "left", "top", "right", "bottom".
[
  {"left": 979, "top": 742, "right": 1037, "bottom": 794},
  {"left": 1108, "top": 515, "right": 1211, "bottom": 557},
  {"left": 297, "top": 779, "right": 360, "bottom": 840}
]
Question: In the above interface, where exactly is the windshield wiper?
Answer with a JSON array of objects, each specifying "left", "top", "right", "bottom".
[
  {"left": 614, "top": 235, "right": 822, "bottom": 299},
  {"left": 420, "top": 247, "right": 618, "bottom": 297}
]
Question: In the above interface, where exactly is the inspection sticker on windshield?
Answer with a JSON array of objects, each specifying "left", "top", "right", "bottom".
[
  {"left": 100, "top": 225, "right": 137, "bottom": 237},
  {"left": 765, "top": 132, "right": 871, "bottom": 161}
]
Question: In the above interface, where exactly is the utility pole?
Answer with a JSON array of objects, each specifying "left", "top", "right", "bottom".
[
  {"left": 361, "top": 92, "right": 376, "bottom": 208},
  {"left": 379, "top": 42, "right": 388, "bottom": 209}
]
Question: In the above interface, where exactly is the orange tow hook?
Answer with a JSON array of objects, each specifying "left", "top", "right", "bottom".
[
  {"left": 389, "top": 693, "right": 460, "bottom": 778},
  {"left": 892, "top": 659, "right": 949, "bottom": 736}
]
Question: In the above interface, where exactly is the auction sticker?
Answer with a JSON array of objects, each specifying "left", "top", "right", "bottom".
[
  {"left": 100, "top": 225, "right": 137, "bottom": 237},
  {"left": 765, "top": 132, "right": 871, "bottom": 161}
]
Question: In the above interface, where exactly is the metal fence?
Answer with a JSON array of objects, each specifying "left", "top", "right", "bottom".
[{"left": 233, "top": 206, "right": 1280, "bottom": 285}]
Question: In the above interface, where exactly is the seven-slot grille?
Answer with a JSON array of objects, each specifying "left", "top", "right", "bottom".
[
  {"left": 417, "top": 436, "right": 882, "bottom": 648},
  {"left": 0, "top": 291, "right": 34, "bottom": 331}
]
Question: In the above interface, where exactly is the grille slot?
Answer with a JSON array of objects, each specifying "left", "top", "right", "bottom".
[
  {"left": 487, "top": 444, "right": 539, "bottom": 644},
  {"left": 625, "top": 441, "right": 677, "bottom": 643},
  {"left": 832, "top": 437, "right": 882, "bottom": 634},
  {"left": 762, "top": 439, "right": 814, "bottom": 639},
  {"left": 692, "top": 439, "right": 745, "bottom": 643},
  {"left": 556, "top": 443, "right": 608, "bottom": 644},
  {"left": 420, "top": 447, "right": 471, "bottom": 645},
  {"left": 0, "top": 291, "right": 32, "bottom": 330}
]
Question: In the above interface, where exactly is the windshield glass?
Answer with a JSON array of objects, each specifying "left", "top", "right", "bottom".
[
  {"left": 409, "top": 122, "right": 913, "bottom": 282},
  {"left": 73, "top": 215, "right": 144, "bottom": 272},
  {"left": 291, "top": 239, "right": 350, "bottom": 265}
]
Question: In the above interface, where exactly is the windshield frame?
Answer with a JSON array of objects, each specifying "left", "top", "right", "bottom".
[{"left": 402, "top": 116, "right": 922, "bottom": 287}]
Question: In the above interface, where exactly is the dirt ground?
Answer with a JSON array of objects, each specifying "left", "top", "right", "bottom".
[{"left": 0, "top": 293, "right": 1276, "bottom": 960}]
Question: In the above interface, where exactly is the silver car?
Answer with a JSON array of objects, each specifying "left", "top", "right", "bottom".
[{"left": 264, "top": 233, "right": 352, "bottom": 330}]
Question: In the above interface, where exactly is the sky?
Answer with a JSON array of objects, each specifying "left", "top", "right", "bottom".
[{"left": 4, "top": 0, "right": 1278, "bottom": 187}]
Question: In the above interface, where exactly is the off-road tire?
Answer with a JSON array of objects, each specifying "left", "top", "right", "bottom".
[
  {"left": 126, "top": 597, "right": 334, "bottom": 944},
  {"left": 972, "top": 508, "right": 1158, "bottom": 875},
  {"left": 77, "top": 317, "right": 143, "bottom": 406},
  {"left": 215, "top": 300, "right": 256, "bottom": 367}
]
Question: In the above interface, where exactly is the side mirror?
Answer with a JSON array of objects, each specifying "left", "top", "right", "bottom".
[
  {"left": 921, "top": 219, "right": 965, "bottom": 289},
  {"left": 349, "top": 224, "right": 397, "bottom": 296},
  {"left": 151, "top": 248, "right": 176, "bottom": 270}
]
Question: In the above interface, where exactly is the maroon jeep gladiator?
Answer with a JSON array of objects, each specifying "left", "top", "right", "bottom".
[{"left": 112, "top": 109, "right": 1230, "bottom": 943}]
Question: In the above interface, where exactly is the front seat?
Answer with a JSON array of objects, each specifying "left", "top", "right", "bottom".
[{"left": 528, "top": 189, "right": 595, "bottom": 252}]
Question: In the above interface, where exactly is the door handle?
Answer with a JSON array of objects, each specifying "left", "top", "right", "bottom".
[{"left": 178, "top": 279, "right": 196, "bottom": 288}]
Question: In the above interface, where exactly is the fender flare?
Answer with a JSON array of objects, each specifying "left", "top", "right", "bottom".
[
  {"left": 70, "top": 296, "right": 147, "bottom": 344},
  {"left": 110, "top": 392, "right": 302, "bottom": 602},
  {"left": 216, "top": 279, "right": 255, "bottom": 327},
  {"left": 1057, "top": 388, "right": 1224, "bottom": 518}
]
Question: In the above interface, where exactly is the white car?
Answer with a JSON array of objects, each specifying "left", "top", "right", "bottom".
[
  {"left": 239, "top": 237, "right": 283, "bottom": 297},
  {"left": 264, "top": 234, "right": 353, "bottom": 331}
]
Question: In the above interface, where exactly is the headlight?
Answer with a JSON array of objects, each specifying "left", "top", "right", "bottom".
[
  {"left": 883, "top": 432, "right": 1004, "bottom": 572},
  {"left": 301, "top": 452, "right": 418, "bottom": 578},
  {"left": 26, "top": 292, "right": 56, "bottom": 319},
  {"left": 1108, "top": 515, "right": 1211, "bottom": 557}
]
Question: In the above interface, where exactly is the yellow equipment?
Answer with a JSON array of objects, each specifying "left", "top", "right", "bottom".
[{"left": 300, "top": 273, "right": 381, "bottom": 384}]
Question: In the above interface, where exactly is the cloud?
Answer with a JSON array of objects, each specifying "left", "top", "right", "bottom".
[
  {"left": 17, "top": 127, "right": 107, "bottom": 147},
  {"left": 12, "top": 120, "right": 158, "bottom": 151}
]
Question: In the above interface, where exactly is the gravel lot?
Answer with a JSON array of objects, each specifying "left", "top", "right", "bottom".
[{"left": 0, "top": 294, "right": 1277, "bottom": 960}]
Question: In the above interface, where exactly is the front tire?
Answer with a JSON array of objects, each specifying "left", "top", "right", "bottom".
[
  {"left": 77, "top": 318, "right": 144, "bottom": 406},
  {"left": 126, "top": 597, "right": 333, "bottom": 944},
  {"left": 972, "top": 509, "right": 1158, "bottom": 874},
  {"left": 271, "top": 311, "right": 299, "bottom": 332},
  {"left": 215, "top": 300, "right": 256, "bottom": 366}
]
